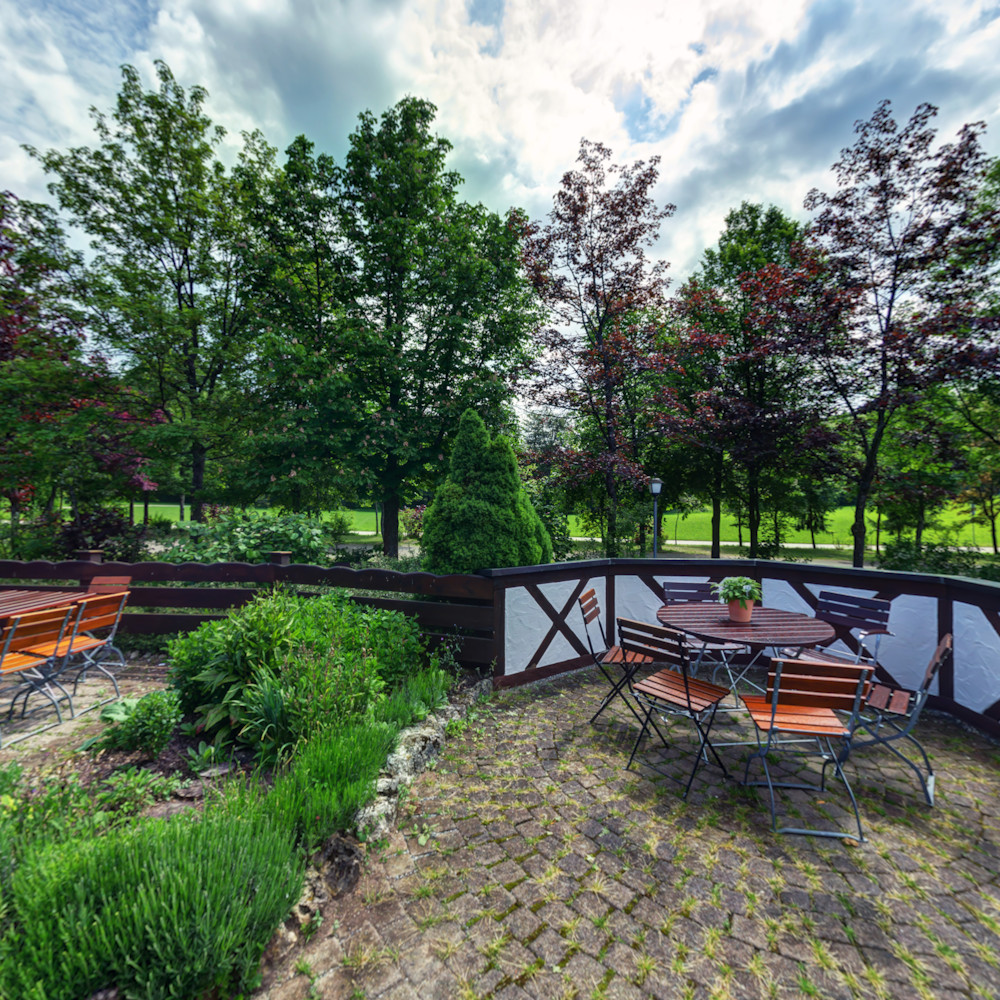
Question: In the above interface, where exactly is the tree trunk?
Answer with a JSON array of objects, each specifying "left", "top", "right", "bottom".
[
  {"left": 915, "top": 499, "right": 925, "bottom": 552},
  {"left": 143, "top": 495, "right": 150, "bottom": 527},
  {"left": 179, "top": 494, "right": 185, "bottom": 521},
  {"left": 191, "top": 443, "right": 207, "bottom": 522},
  {"left": 992, "top": 513, "right": 998, "bottom": 555},
  {"left": 748, "top": 469, "right": 761, "bottom": 558},
  {"left": 9, "top": 497, "right": 20, "bottom": 556},
  {"left": 711, "top": 456, "right": 722, "bottom": 559},
  {"left": 604, "top": 466, "right": 618, "bottom": 558},
  {"left": 382, "top": 492, "right": 400, "bottom": 558}
]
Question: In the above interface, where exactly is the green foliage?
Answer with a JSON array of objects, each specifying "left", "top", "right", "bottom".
[
  {"left": 167, "top": 589, "right": 427, "bottom": 743},
  {"left": 89, "top": 689, "right": 182, "bottom": 758},
  {"left": 238, "top": 645, "right": 388, "bottom": 766},
  {"left": 256, "top": 721, "right": 398, "bottom": 850},
  {"left": 876, "top": 539, "right": 981, "bottom": 578},
  {"left": 375, "top": 667, "right": 451, "bottom": 728},
  {"left": 422, "top": 409, "right": 553, "bottom": 573},
  {"left": 159, "top": 509, "right": 344, "bottom": 564},
  {"left": 0, "top": 808, "right": 303, "bottom": 1000}
]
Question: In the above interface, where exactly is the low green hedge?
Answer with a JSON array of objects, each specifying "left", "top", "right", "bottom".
[{"left": 0, "top": 807, "right": 303, "bottom": 1000}]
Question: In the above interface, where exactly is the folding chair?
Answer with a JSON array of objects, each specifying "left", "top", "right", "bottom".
[
  {"left": 790, "top": 591, "right": 892, "bottom": 665},
  {"left": 849, "top": 634, "right": 951, "bottom": 806},
  {"left": 31, "top": 591, "right": 129, "bottom": 700},
  {"left": 741, "top": 656, "right": 872, "bottom": 840},
  {"left": 622, "top": 618, "right": 731, "bottom": 797},
  {"left": 0, "top": 605, "right": 76, "bottom": 744},
  {"left": 579, "top": 589, "right": 654, "bottom": 726}
]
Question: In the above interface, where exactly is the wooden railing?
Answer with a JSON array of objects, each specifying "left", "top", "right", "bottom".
[{"left": 0, "top": 552, "right": 497, "bottom": 671}]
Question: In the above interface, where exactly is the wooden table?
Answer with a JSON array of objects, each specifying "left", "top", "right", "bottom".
[
  {"left": 0, "top": 589, "right": 83, "bottom": 627},
  {"left": 657, "top": 603, "right": 836, "bottom": 650},
  {"left": 657, "top": 603, "right": 837, "bottom": 703}
]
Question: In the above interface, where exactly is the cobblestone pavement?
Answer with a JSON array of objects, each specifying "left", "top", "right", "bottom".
[{"left": 260, "top": 666, "right": 1000, "bottom": 1000}]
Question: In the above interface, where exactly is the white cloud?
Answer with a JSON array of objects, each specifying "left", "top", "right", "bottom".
[{"left": 3, "top": 0, "right": 999, "bottom": 281}]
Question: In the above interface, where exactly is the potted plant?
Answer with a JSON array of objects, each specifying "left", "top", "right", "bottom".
[{"left": 712, "top": 576, "right": 762, "bottom": 623}]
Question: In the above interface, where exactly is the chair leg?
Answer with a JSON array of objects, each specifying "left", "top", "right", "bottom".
[
  {"left": 853, "top": 718, "right": 936, "bottom": 806},
  {"left": 591, "top": 661, "right": 646, "bottom": 727}
]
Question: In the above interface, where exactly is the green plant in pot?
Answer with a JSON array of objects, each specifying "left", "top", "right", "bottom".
[{"left": 711, "top": 576, "right": 762, "bottom": 622}]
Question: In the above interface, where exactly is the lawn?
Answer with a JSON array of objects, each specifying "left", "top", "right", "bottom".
[{"left": 126, "top": 502, "right": 995, "bottom": 551}]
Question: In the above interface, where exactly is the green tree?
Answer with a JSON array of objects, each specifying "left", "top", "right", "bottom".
[
  {"left": 525, "top": 141, "right": 674, "bottom": 557},
  {"left": 804, "top": 101, "right": 1000, "bottom": 567},
  {"left": 28, "top": 61, "right": 271, "bottom": 521},
  {"left": 669, "top": 203, "right": 831, "bottom": 558},
  {"left": 0, "top": 191, "right": 159, "bottom": 555},
  {"left": 422, "top": 409, "right": 552, "bottom": 574},
  {"left": 335, "top": 98, "right": 541, "bottom": 556}
]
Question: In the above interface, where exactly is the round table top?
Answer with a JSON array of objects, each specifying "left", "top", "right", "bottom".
[{"left": 657, "top": 603, "right": 836, "bottom": 649}]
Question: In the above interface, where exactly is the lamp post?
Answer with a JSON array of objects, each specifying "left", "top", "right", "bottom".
[{"left": 649, "top": 477, "right": 663, "bottom": 558}]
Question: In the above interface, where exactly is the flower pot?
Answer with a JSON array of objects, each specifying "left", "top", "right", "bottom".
[{"left": 727, "top": 599, "right": 754, "bottom": 623}]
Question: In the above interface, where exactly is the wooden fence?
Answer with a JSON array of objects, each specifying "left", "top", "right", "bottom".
[
  {"left": 5, "top": 552, "right": 1000, "bottom": 737},
  {"left": 0, "top": 552, "right": 498, "bottom": 671}
]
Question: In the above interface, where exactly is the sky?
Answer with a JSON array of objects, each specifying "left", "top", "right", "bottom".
[{"left": 3, "top": 0, "right": 1000, "bottom": 281}]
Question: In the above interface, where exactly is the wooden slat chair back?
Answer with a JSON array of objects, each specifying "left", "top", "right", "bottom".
[
  {"left": 578, "top": 591, "right": 652, "bottom": 727},
  {"left": 741, "top": 655, "right": 873, "bottom": 840},
  {"left": 662, "top": 581, "right": 716, "bottom": 604},
  {"left": 621, "top": 618, "right": 731, "bottom": 797},
  {"left": 0, "top": 606, "right": 76, "bottom": 743},
  {"left": 813, "top": 591, "right": 892, "bottom": 663},
  {"left": 60, "top": 591, "right": 129, "bottom": 698},
  {"left": 86, "top": 575, "right": 133, "bottom": 593},
  {"left": 850, "top": 634, "right": 952, "bottom": 805}
]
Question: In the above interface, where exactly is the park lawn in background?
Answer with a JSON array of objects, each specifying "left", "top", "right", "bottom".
[{"left": 110, "top": 504, "right": 991, "bottom": 550}]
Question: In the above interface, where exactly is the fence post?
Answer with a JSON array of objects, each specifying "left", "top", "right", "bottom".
[
  {"left": 268, "top": 551, "right": 292, "bottom": 567},
  {"left": 75, "top": 550, "right": 103, "bottom": 564}
]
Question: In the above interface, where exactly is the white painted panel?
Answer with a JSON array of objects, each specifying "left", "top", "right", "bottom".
[
  {"left": 615, "top": 575, "right": 662, "bottom": 629},
  {"left": 502, "top": 576, "right": 606, "bottom": 676},
  {"left": 878, "top": 594, "right": 937, "bottom": 691},
  {"left": 954, "top": 602, "right": 1000, "bottom": 714},
  {"left": 503, "top": 586, "right": 546, "bottom": 676}
]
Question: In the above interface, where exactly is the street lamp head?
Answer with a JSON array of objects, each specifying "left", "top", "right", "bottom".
[{"left": 649, "top": 477, "right": 663, "bottom": 497}]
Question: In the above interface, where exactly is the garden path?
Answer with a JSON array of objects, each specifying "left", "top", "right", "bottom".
[{"left": 256, "top": 666, "right": 1000, "bottom": 1000}]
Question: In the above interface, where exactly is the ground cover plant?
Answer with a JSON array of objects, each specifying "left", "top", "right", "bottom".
[{"left": 0, "top": 588, "right": 453, "bottom": 999}]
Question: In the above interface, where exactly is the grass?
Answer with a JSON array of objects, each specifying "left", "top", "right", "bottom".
[{"left": 109, "top": 502, "right": 999, "bottom": 555}]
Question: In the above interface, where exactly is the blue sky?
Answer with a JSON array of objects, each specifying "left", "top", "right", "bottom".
[{"left": 3, "top": 0, "right": 999, "bottom": 279}]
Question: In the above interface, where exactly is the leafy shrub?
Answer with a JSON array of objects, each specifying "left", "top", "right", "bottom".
[
  {"left": 0, "top": 808, "right": 302, "bottom": 1000},
  {"left": 57, "top": 507, "right": 144, "bottom": 562},
  {"left": 239, "top": 643, "right": 389, "bottom": 765},
  {"left": 168, "top": 589, "right": 428, "bottom": 742},
  {"left": 158, "top": 509, "right": 344, "bottom": 565},
  {"left": 90, "top": 689, "right": 182, "bottom": 757},
  {"left": 422, "top": 409, "right": 552, "bottom": 574},
  {"left": 876, "top": 538, "right": 981, "bottom": 577},
  {"left": 400, "top": 504, "right": 427, "bottom": 540}
]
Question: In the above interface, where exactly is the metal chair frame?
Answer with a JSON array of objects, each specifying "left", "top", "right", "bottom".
[
  {"left": 39, "top": 591, "right": 129, "bottom": 701},
  {"left": 741, "top": 656, "right": 872, "bottom": 841},
  {"left": 849, "top": 634, "right": 952, "bottom": 806},
  {"left": 579, "top": 589, "right": 652, "bottom": 727},
  {"left": 622, "top": 618, "right": 731, "bottom": 797},
  {"left": 0, "top": 606, "right": 76, "bottom": 743}
]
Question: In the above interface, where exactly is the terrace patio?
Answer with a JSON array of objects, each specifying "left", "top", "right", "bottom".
[{"left": 255, "top": 662, "right": 1000, "bottom": 1000}]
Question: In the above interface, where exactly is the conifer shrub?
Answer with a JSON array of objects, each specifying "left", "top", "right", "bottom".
[{"left": 421, "top": 409, "right": 552, "bottom": 573}]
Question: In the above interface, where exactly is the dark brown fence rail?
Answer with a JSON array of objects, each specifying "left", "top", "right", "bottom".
[{"left": 0, "top": 555, "right": 496, "bottom": 671}]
